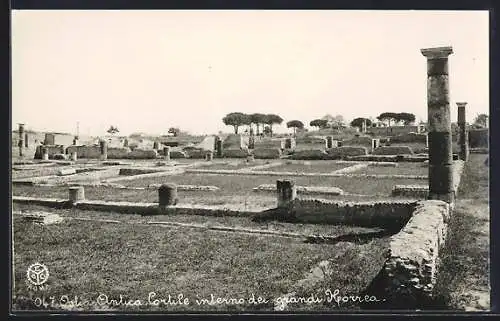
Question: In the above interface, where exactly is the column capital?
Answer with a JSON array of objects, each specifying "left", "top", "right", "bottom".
[
  {"left": 421, "top": 46, "right": 453, "bottom": 59},
  {"left": 456, "top": 102, "right": 468, "bottom": 108}
]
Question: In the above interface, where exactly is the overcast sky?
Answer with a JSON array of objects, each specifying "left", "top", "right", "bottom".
[{"left": 12, "top": 10, "right": 489, "bottom": 136}]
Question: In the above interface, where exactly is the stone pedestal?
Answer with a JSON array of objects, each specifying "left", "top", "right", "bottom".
[
  {"left": 41, "top": 146, "right": 49, "bottom": 160},
  {"left": 69, "top": 186, "right": 85, "bottom": 203},
  {"left": 159, "top": 184, "right": 178, "bottom": 207},
  {"left": 457, "top": 102, "right": 469, "bottom": 161},
  {"left": 205, "top": 151, "right": 213, "bottom": 161},
  {"left": 326, "top": 136, "right": 333, "bottom": 149},
  {"left": 216, "top": 139, "right": 223, "bottom": 158},
  {"left": 71, "top": 151, "right": 78, "bottom": 161},
  {"left": 99, "top": 140, "right": 108, "bottom": 161},
  {"left": 421, "top": 46, "right": 454, "bottom": 203},
  {"left": 277, "top": 180, "right": 297, "bottom": 208},
  {"left": 163, "top": 146, "right": 170, "bottom": 161},
  {"left": 246, "top": 154, "right": 255, "bottom": 163},
  {"left": 18, "top": 124, "right": 25, "bottom": 157}
]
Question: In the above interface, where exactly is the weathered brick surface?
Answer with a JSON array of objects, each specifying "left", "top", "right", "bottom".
[
  {"left": 222, "top": 149, "right": 249, "bottom": 158},
  {"left": 253, "top": 148, "right": 282, "bottom": 159},
  {"left": 374, "top": 200, "right": 450, "bottom": 308},
  {"left": 326, "top": 146, "right": 368, "bottom": 159},
  {"left": 126, "top": 149, "right": 159, "bottom": 159},
  {"left": 290, "top": 149, "right": 328, "bottom": 160},
  {"left": 372, "top": 146, "right": 414, "bottom": 155},
  {"left": 290, "top": 199, "right": 416, "bottom": 229}
]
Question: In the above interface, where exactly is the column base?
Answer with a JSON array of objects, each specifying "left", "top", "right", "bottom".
[{"left": 428, "top": 191, "right": 455, "bottom": 204}]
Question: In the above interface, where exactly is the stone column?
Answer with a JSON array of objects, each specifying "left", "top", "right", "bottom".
[
  {"left": 361, "top": 119, "right": 367, "bottom": 133},
  {"left": 68, "top": 186, "right": 85, "bottom": 204},
  {"left": 18, "top": 124, "right": 25, "bottom": 157},
  {"left": 371, "top": 139, "right": 380, "bottom": 152},
  {"left": 326, "top": 136, "right": 333, "bottom": 149},
  {"left": 216, "top": 139, "right": 223, "bottom": 158},
  {"left": 42, "top": 146, "right": 49, "bottom": 161},
  {"left": 421, "top": 46, "right": 454, "bottom": 203},
  {"left": 163, "top": 146, "right": 170, "bottom": 161},
  {"left": 457, "top": 102, "right": 469, "bottom": 161},
  {"left": 277, "top": 180, "right": 297, "bottom": 208},
  {"left": 24, "top": 132, "right": 29, "bottom": 148},
  {"left": 99, "top": 140, "right": 108, "bottom": 161},
  {"left": 159, "top": 184, "right": 178, "bottom": 207}
]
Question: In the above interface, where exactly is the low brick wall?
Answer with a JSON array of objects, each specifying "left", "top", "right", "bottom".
[
  {"left": 390, "top": 133, "right": 427, "bottom": 144},
  {"left": 289, "top": 149, "right": 328, "bottom": 160},
  {"left": 253, "top": 139, "right": 285, "bottom": 150},
  {"left": 107, "top": 147, "right": 131, "bottom": 159},
  {"left": 252, "top": 184, "right": 344, "bottom": 196},
  {"left": 169, "top": 150, "right": 188, "bottom": 159},
  {"left": 126, "top": 149, "right": 158, "bottom": 159},
  {"left": 222, "top": 149, "right": 249, "bottom": 158},
  {"left": 66, "top": 145, "right": 101, "bottom": 159},
  {"left": 372, "top": 146, "right": 414, "bottom": 155},
  {"left": 346, "top": 155, "right": 428, "bottom": 163},
  {"left": 253, "top": 148, "right": 282, "bottom": 159},
  {"left": 35, "top": 145, "right": 66, "bottom": 159},
  {"left": 342, "top": 136, "right": 373, "bottom": 147},
  {"left": 326, "top": 146, "right": 368, "bottom": 159},
  {"left": 392, "top": 185, "right": 429, "bottom": 198},
  {"left": 370, "top": 200, "right": 450, "bottom": 308},
  {"left": 276, "top": 199, "right": 417, "bottom": 230}
]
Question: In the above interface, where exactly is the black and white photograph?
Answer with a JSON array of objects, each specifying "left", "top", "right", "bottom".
[{"left": 10, "top": 9, "right": 490, "bottom": 313}]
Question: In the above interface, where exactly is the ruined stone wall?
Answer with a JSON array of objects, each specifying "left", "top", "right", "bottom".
[
  {"left": 291, "top": 199, "right": 416, "bottom": 230},
  {"left": 372, "top": 146, "right": 414, "bottom": 155},
  {"left": 289, "top": 149, "right": 328, "bottom": 160},
  {"left": 374, "top": 200, "right": 450, "bottom": 308},
  {"left": 325, "top": 146, "right": 368, "bottom": 159},
  {"left": 126, "top": 149, "right": 158, "bottom": 159},
  {"left": 253, "top": 148, "right": 282, "bottom": 159}
]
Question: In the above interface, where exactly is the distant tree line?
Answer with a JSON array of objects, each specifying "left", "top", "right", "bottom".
[{"left": 222, "top": 113, "right": 283, "bottom": 136}]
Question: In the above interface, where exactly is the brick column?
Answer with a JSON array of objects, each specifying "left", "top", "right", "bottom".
[
  {"left": 277, "top": 180, "right": 297, "bottom": 208},
  {"left": 99, "top": 140, "right": 108, "bottom": 161},
  {"left": 159, "top": 184, "right": 178, "bottom": 207},
  {"left": 457, "top": 102, "right": 469, "bottom": 161},
  {"left": 326, "top": 136, "right": 333, "bottom": 149},
  {"left": 421, "top": 46, "right": 454, "bottom": 203},
  {"left": 18, "top": 124, "right": 25, "bottom": 157},
  {"left": 68, "top": 186, "right": 85, "bottom": 204}
]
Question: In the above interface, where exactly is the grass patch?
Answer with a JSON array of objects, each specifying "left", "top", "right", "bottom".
[
  {"left": 12, "top": 214, "right": 389, "bottom": 312},
  {"left": 121, "top": 173, "right": 426, "bottom": 196},
  {"left": 269, "top": 162, "right": 352, "bottom": 173},
  {"left": 355, "top": 163, "right": 428, "bottom": 176}
]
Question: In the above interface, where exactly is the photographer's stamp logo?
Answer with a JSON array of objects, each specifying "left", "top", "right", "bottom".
[{"left": 26, "top": 263, "right": 49, "bottom": 291}]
